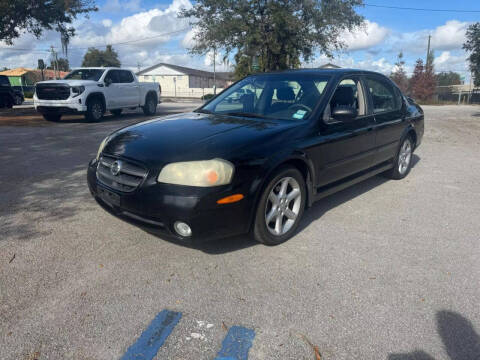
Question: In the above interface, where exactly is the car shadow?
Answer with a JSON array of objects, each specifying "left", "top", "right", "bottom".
[
  {"left": 143, "top": 154, "right": 421, "bottom": 254},
  {"left": 143, "top": 229, "right": 258, "bottom": 255},
  {"left": 388, "top": 310, "right": 480, "bottom": 360},
  {"left": 472, "top": 112, "right": 480, "bottom": 117},
  {"left": 297, "top": 154, "right": 420, "bottom": 233}
]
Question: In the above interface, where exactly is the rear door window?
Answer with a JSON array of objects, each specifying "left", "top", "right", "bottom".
[
  {"left": 365, "top": 77, "right": 401, "bottom": 113},
  {"left": 119, "top": 71, "right": 134, "bottom": 83},
  {"left": 105, "top": 70, "right": 121, "bottom": 84}
]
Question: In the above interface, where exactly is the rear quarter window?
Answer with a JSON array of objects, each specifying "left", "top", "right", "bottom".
[{"left": 365, "top": 77, "right": 401, "bottom": 113}]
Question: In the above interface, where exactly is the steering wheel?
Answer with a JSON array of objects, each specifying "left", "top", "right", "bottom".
[{"left": 288, "top": 103, "right": 312, "bottom": 113}]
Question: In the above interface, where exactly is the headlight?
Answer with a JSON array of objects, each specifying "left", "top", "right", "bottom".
[
  {"left": 96, "top": 136, "right": 109, "bottom": 160},
  {"left": 158, "top": 159, "right": 234, "bottom": 187},
  {"left": 71, "top": 86, "right": 85, "bottom": 97}
]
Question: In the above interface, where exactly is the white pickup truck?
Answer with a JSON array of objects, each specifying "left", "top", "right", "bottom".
[{"left": 34, "top": 67, "right": 161, "bottom": 122}]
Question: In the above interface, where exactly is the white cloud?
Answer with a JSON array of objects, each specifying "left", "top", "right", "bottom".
[
  {"left": 430, "top": 20, "right": 469, "bottom": 51},
  {"left": 389, "top": 20, "right": 470, "bottom": 54},
  {"left": 434, "top": 51, "right": 468, "bottom": 72},
  {"left": 342, "top": 20, "right": 389, "bottom": 51},
  {"left": 182, "top": 28, "right": 197, "bottom": 49},
  {"left": 102, "top": 19, "right": 113, "bottom": 28},
  {"left": 102, "top": 0, "right": 142, "bottom": 13}
]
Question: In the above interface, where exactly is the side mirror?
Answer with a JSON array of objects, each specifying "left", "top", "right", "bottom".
[
  {"left": 331, "top": 106, "right": 357, "bottom": 122},
  {"left": 104, "top": 78, "right": 112, "bottom": 87}
]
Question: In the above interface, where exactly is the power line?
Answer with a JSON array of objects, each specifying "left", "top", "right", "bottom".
[
  {"left": 0, "top": 27, "right": 190, "bottom": 52},
  {"left": 364, "top": 3, "right": 480, "bottom": 13},
  {"left": 66, "top": 27, "right": 190, "bottom": 50}
]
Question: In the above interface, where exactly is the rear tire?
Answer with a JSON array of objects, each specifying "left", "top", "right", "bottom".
[
  {"left": 142, "top": 94, "right": 157, "bottom": 116},
  {"left": 385, "top": 135, "right": 414, "bottom": 180},
  {"left": 43, "top": 114, "right": 61, "bottom": 122},
  {"left": 253, "top": 166, "right": 306, "bottom": 245},
  {"left": 111, "top": 109, "right": 122, "bottom": 116},
  {"left": 15, "top": 95, "right": 23, "bottom": 105},
  {"left": 85, "top": 97, "right": 104, "bottom": 122}
]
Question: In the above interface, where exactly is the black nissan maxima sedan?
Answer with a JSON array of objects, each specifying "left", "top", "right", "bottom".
[{"left": 87, "top": 68, "right": 424, "bottom": 245}]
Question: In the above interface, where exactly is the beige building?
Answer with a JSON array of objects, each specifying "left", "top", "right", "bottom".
[{"left": 137, "top": 63, "right": 233, "bottom": 98}]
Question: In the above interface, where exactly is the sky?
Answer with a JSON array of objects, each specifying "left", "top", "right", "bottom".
[{"left": 0, "top": 0, "right": 478, "bottom": 81}]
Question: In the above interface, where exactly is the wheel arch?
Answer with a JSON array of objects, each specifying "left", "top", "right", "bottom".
[
  {"left": 401, "top": 124, "right": 418, "bottom": 149},
  {"left": 86, "top": 92, "right": 106, "bottom": 111},
  {"left": 145, "top": 90, "right": 158, "bottom": 105},
  {"left": 246, "top": 153, "right": 316, "bottom": 233}
]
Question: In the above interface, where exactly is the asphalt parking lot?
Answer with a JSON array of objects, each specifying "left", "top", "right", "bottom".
[{"left": 1, "top": 104, "right": 480, "bottom": 360}]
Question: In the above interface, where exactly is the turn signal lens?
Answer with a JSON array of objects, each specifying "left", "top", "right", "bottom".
[{"left": 217, "top": 194, "right": 244, "bottom": 204}]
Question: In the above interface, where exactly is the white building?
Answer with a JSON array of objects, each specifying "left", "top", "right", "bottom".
[{"left": 137, "top": 63, "right": 233, "bottom": 98}]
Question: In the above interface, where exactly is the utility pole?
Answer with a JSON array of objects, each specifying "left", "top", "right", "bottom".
[
  {"left": 213, "top": 47, "right": 216, "bottom": 95},
  {"left": 468, "top": 70, "right": 473, "bottom": 104},
  {"left": 426, "top": 35, "right": 431, "bottom": 67},
  {"left": 50, "top": 46, "right": 58, "bottom": 79}
]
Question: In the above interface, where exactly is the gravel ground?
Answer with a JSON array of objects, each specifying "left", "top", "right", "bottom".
[{"left": 0, "top": 105, "right": 479, "bottom": 360}]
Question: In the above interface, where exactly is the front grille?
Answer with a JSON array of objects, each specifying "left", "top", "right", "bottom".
[
  {"left": 36, "top": 84, "right": 71, "bottom": 100},
  {"left": 96, "top": 155, "right": 148, "bottom": 192}
]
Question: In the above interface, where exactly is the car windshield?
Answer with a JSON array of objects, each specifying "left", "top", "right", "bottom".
[
  {"left": 199, "top": 73, "right": 330, "bottom": 121},
  {"left": 64, "top": 69, "right": 105, "bottom": 81}
]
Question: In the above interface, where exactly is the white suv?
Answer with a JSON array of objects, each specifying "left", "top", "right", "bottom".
[{"left": 34, "top": 67, "right": 161, "bottom": 122}]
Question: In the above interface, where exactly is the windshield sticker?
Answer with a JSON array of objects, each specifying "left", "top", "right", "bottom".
[{"left": 292, "top": 109, "right": 307, "bottom": 119}]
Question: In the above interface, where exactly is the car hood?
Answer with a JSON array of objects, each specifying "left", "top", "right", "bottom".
[
  {"left": 103, "top": 112, "right": 302, "bottom": 166},
  {"left": 36, "top": 80, "right": 97, "bottom": 86}
]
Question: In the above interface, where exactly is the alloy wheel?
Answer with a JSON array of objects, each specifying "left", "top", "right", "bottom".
[
  {"left": 149, "top": 99, "right": 156, "bottom": 113},
  {"left": 265, "top": 177, "right": 302, "bottom": 236},
  {"left": 398, "top": 138, "right": 412, "bottom": 175},
  {"left": 92, "top": 103, "right": 103, "bottom": 120}
]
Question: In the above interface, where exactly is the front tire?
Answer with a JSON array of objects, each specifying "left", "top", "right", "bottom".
[
  {"left": 253, "top": 166, "right": 306, "bottom": 245},
  {"left": 142, "top": 94, "right": 157, "bottom": 116},
  {"left": 15, "top": 95, "right": 23, "bottom": 105},
  {"left": 385, "top": 135, "right": 414, "bottom": 180},
  {"left": 85, "top": 98, "right": 104, "bottom": 122},
  {"left": 42, "top": 114, "right": 61, "bottom": 122}
]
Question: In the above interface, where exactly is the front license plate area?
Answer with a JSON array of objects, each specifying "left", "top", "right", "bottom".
[{"left": 98, "top": 186, "right": 121, "bottom": 207}]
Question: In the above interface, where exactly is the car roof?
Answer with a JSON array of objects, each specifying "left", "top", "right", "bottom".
[
  {"left": 71, "top": 67, "right": 123, "bottom": 71},
  {"left": 255, "top": 68, "right": 386, "bottom": 77}
]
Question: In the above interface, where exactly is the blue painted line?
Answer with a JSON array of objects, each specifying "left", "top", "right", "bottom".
[
  {"left": 120, "top": 309, "right": 182, "bottom": 360},
  {"left": 214, "top": 326, "right": 255, "bottom": 360}
]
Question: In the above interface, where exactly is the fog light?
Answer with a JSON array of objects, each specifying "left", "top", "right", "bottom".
[{"left": 174, "top": 221, "right": 192, "bottom": 237}]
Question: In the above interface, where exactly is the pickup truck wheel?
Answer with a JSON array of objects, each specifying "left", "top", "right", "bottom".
[
  {"left": 85, "top": 98, "right": 104, "bottom": 122},
  {"left": 15, "top": 95, "right": 23, "bottom": 105},
  {"left": 111, "top": 109, "right": 122, "bottom": 116},
  {"left": 143, "top": 94, "right": 157, "bottom": 116},
  {"left": 43, "top": 114, "right": 61, "bottom": 122}
]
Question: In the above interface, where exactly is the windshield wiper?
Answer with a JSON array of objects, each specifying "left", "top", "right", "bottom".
[{"left": 224, "top": 112, "right": 266, "bottom": 119}]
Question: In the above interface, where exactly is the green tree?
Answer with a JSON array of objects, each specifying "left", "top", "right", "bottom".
[
  {"left": 463, "top": 22, "right": 480, "bottom": 87},
  {"left": 0, "top": 0, "right": 97, "bottom": 45},
  {"left": 180, "top": 0, "right": 364, "bottom": 78},
  {"left": 390, "top": 52, "right": 408, "bottom": 93},
  {"left": 47, "top": 58, "right": 70, "bottom": 72},
  {"left": 81, "top": 45, "right": 121, "bottom": 67},
  {"left": 435, "top": 71, "right": 461, "bottom": 86}
]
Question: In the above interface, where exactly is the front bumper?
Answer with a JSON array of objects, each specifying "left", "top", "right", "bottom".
[
  {"left": 34, "top": 97, "right": 87, "bottom": 113},
  {"left": 87, "top": 159, "right": 253, "bottom": 243}
]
